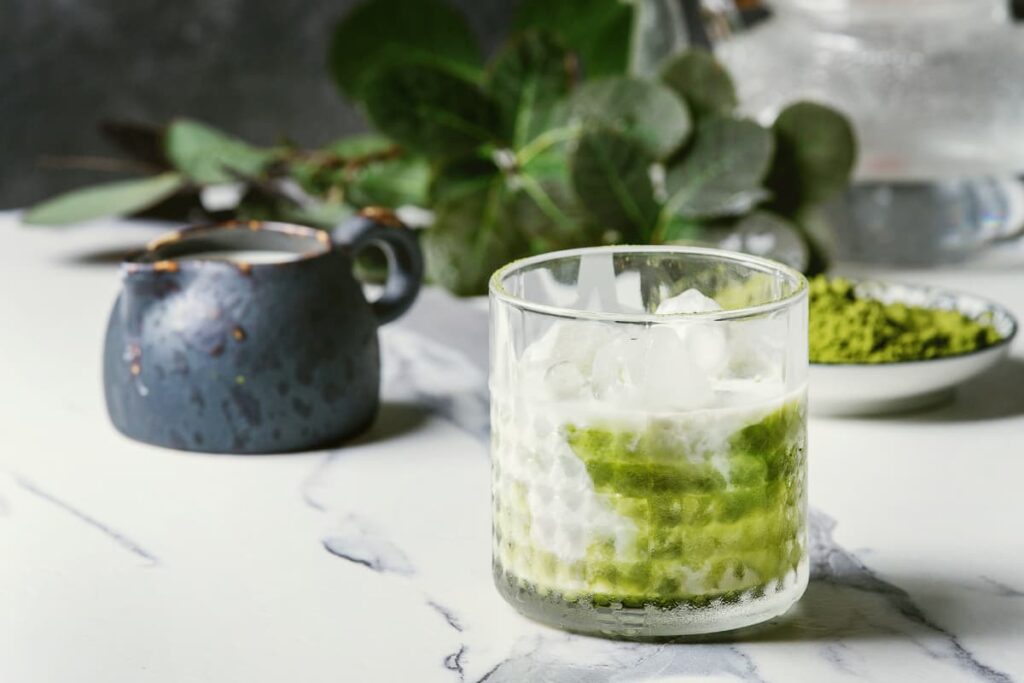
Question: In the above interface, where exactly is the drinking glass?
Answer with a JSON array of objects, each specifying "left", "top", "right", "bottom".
[{"left": 489, "top": 246, "right": 808, "bottom": 637}]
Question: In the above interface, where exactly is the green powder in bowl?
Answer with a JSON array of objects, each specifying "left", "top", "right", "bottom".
[{"left": 809, "top": 275, "right": 1004, "bottom": 364}]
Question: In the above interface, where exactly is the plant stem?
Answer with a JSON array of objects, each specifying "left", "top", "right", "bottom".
[
  {"left": 36, "top": 156, "right": 159, "bottom": 174},
  {"left": 517, "top": 173, "right": 575, "bottom": 233},
  {"left": 651, "top": 209, "right": 669, "bottom": 244},
  {"left": 471, "top": 175, "right": 505, "bottom": 269},
  {"left": 629, "top": 0, "right": 693, "bottom": 77},
  {"left": 515, "top": 126, "right": 579, "bottom": 168}
]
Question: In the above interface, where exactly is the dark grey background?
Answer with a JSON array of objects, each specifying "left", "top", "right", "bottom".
[{"left": 0, "top": 0, "right": 515, "bottom": 208}]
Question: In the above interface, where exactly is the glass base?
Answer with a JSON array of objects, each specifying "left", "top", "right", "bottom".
[{"left": 494, "top": 557, "right": 809, "bottom": 638}]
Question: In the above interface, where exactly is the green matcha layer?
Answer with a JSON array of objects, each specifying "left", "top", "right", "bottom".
[{"left": 494, "top": 399, "right": 806, "bottom": 609}]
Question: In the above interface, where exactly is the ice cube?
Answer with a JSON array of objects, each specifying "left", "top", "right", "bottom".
[
  {"left": 544, "top": 361, "right": 586, "bottom": 399},
  {"left": 590, "top": 325, "right": 715, "bottom": 410},
  {"left": 521, "top": 321, "right": 616, "bottom": 400},
  {"left": 522, "top": 321, "right": 614, "bottom": 371},
  {"left": 590, "top": 332, "right": 644, "bottom": 403},
  {"left": 656, "top": 287, "right": 722, "bottom": 315},
  {"left": 638, "top": 325, "right": 713, "bottom": 410},
  {"left": 654, "top": 288, "right": 728, "bottom": 379},
  {"left": 519, "top": 289, "right": 728, "bottom": 409},
  {"left": 725, "top": 316, "right": 786, "bottom": 384},
  {"left": 680, "top": 323, "right": 728, "bottom": 377}
]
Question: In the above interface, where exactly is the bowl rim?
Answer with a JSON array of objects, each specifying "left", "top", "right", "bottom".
[{"left": 809, "top": 278, "right": 1018, "bottom": 367}]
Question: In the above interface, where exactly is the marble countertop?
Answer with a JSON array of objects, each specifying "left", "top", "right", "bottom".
[{"left": 2, "top": 213, "right": 1024, "bottom": 682}]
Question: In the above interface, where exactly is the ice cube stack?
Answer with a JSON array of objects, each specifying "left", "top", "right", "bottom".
[{"left": 520, "top": 288, "right": 779, "bottom": 413}]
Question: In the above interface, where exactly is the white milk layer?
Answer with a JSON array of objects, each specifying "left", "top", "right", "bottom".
[{"left": 174, "top": 249, "right": 301, "bottom": 264}]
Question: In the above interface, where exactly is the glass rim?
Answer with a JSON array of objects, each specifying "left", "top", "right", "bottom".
[{"left": 489, "top": 245, "right": 809, "bottom": 323}]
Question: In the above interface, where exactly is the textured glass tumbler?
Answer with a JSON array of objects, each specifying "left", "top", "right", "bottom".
[{"left": 489, "top": 246, "right": 809, "bottom": 637}]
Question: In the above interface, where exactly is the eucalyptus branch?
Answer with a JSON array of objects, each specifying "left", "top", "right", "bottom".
[
  {"left": 515, "top": 125, "right": 579, "bottom": 167},
  {"left": 472, "top": 176, "right": 506, "bottom": 266},
  {"left": 25, "top": 0, "right": 854, "bottom": 295},
  {"left": 517, "top": 173, "right": 575, "bottom": 232},
  {"left": 282, "top": 145, "right": 404, "bottom": 172},
  {"left": 36, "top": 155, "right": 161, "bottom": 174},
  {"left": 651, "top": 208, "right": 672, "bottom": 244}
]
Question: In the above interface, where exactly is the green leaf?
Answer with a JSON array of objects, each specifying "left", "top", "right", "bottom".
[
  {"left": 347, "top": 156, "right": 431, "bottom": 208},
  {"left": 512, "top": 100, "right": 577, "bottom": 169},
  {"left": 515, "top": 0, "right": 632, "bottom": 78},
  {"left": 287, "top": 159, "right": 337, "bottom": 197},
  {"left": 363, "top": 61, "right": 500, "bottom": 157},
  {"left": 659, "top": 211, "right": 810, "bottom": 271},
  {"left": 663, "top": 116, "right": 774, "bottom": 221},
  {"left": 660, "top": 49, "right": 738, "bottom": 119},
  {"left": 301, "top": 134, "right": 429, "bottom": 206},
  {"left": 325, "top": 134, "right": 396, "bottom": 158},
  {"left": 279, "top": 201, "right": 354, "bottom": 229},
  {"left": 567, "top": 77, "right": 691, "bottom": 159},
  {"left": 430, "top": 157, "right": 497, "bottom": 205},
  {"left": 425, "top": 153, "right": 598, "bottom": 294},
  {"left": 424, "top": 162, "right": 529, "bottom": 296},
  {"left": 487, "top": 30, "right": 573, "bottom": 147},
  {"left": 237, "top": 194, "right": 354, "bottom": 231},
  {"left": 23, "top": 173, "right": 184, "bottom": 226},
  {"left": 724, "top": 211, "right": 809, "bottom": 271},
  {"left": 570, "top": 127, "right": 658, "bottom": 241},
  {"left": 658, "top": 214, "right": 703, "bottom": 243},
  {"left": 765, "top": 101, "right": 857, "bottom": 214},
  {"left": 328, "top": 0, "right": 482, "bottom": 101},
  {"left": 515, "top": 147, "right": 595, "bottom": 252},
  {"left": 165, "top": 119, "right": 273, "bottom": 184}
]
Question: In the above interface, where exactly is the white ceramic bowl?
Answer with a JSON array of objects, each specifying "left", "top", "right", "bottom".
[{"left": 809, "top": 280, "right": 1018, "bottom": 416}]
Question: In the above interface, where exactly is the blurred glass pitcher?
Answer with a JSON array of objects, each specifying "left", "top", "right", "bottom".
[{"left": 710, "top": 0, "right": 1024, "bottom": 265}]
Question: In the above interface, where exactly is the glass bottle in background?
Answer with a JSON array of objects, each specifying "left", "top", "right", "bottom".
[{"left": 713, "top": 0, "right": 1024, "bottom": 265}]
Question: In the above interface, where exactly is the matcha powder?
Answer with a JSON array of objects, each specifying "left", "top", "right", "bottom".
[{"left": 809, "top": 276, "right": 1003, "bottom": 363}]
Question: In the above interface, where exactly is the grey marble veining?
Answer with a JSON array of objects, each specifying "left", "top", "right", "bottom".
[
  {"left": 10, "top": 473, "right": 159, "bottom": 565},
  {"left": 817, "top": 512, "right": 1013, "bottom": 681},
  {"left": 807, "top": 510, "right": 1012, "bottom": 683},
  {"left": 302, "top": 291, "right": 1020, "bottom": 683},
  {"left": 979, "top": 577, "right": 1024, "bottom": 599},
  {"left": 6, "top": 217, "right": 1023, "bottom": 682},
  {"left": 323, "top": 514, "right": 415, "bottom": 576}
]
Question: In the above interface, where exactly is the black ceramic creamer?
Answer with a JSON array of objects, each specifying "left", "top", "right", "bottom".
[{"left": 103, "top": 214, "right": 422, "bottom": 453}]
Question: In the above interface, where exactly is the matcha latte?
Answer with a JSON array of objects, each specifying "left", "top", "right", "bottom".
[
  {"left": 493, "top": 394, "right": 807, "bottom": 619},
  {"left": 490, "top": 247, "right": 809, "bottom": 637}
]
